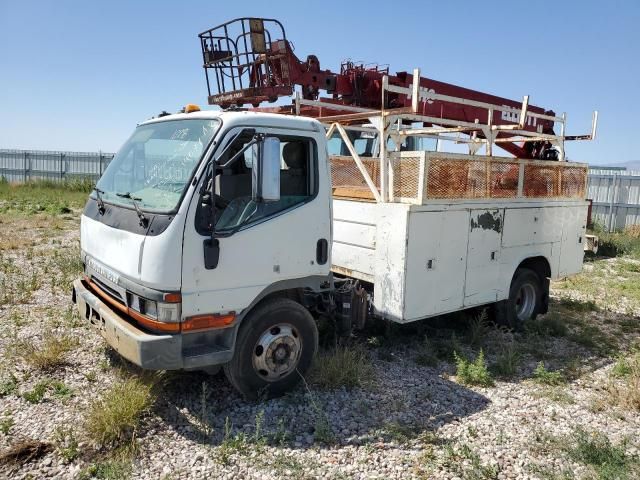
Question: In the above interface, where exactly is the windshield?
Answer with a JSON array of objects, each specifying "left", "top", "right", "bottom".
[{"left": 96, "top": 118, "right": 220, "bottom": 212}]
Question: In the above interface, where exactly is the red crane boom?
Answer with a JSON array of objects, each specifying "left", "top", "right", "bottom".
[{"left": 199, "top": 18, "right": 559, "bottom": 159}]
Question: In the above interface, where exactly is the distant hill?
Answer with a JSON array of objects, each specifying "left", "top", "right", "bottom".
[{"left": 590, "top": 161, "right": 640, "bottom": 172}]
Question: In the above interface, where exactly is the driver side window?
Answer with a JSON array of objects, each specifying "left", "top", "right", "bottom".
[{"left": 195, "top": 132, "right": 316, "bottom": 234}]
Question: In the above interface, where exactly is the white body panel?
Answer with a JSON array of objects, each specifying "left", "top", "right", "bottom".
[
  {"left": 81, "top": 213, "right": 185, "bottom": 290},
  {"left": 332, "top": 199, "right": 588, "bottom": 323},
  {"left": 180, "top": 119, "right": 332, "bottom": 319},
  {"left": 331, "top": 200, "right": 378, "bottom": 282}
]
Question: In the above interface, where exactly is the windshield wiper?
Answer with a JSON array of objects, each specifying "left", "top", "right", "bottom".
[
  {"left": 116, "top": 192, "right": 149, "bottom": 228},
  {"left": 94, "top": 187, "right": 106, "bottom": 215}
]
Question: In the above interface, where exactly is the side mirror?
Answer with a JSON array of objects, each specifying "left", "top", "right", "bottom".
[{"left": 252, "top": 136, "right": 280, "bottom": 203}]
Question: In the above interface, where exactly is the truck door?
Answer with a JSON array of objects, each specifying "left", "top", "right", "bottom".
[
  {"left": 558, "top": 205, "right": 587, "bottom": 277},
  {"left": 464, "top": 208, "right": 504, "bottom": 306},
  {"left": 403, "top": 210, "right": 469, "bottom": 320},
  {"left": 181, "top": 126, "right": 331, "bottom": 319}
]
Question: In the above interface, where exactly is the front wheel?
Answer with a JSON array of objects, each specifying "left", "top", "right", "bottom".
[
  {"left": 494, "top": 268, "right": 543, "bottom": 329},
  {"left": 224, "top": 298, "right": 318, "bottom": 399}
]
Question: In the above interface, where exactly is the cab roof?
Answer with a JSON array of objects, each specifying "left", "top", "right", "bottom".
[{"left": 139, "top": 109, "right": 323, "bottom": 133}]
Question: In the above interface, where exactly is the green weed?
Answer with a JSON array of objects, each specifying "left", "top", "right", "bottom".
[
  {"left": 492, "top": 343, "right": 521, "bottom": 377},
  {"left": 454, "top": 349, "right": 494, "bottom": 387},
  {"left": 0, "top": 414, "right": 13, "bottom": 435},
  {"left": 22, "top": 381, "right": 49, "bottom": 403},
  {"left": 54, "top": 426, "right": 80, "bottom": 463},
  {"left": 0, "top": 374, "right": 18, "bottom": 397},
  {"left": 466, "top": 309, "right": 490, "bottom": 348},
  {"left": 533, "top": 362, "right": 565, "bottom": 386},
  {"left": 564, "top": 427, "right": 639, "bottom": 480}
]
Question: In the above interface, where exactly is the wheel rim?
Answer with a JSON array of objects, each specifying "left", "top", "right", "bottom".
[
  {"left": 515, "top": 283, "right": 536, "bottom": 321},
  {"left": 252, "top": 323, "right": 302, "bottom": 382}
]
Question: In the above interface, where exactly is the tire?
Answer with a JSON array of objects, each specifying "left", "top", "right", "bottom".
[
  {"left": 494, "top": 268, "right": 543, "bottom": 330},
  {"left": 224, "top": 298, "right": 318, "bottom": 399}
]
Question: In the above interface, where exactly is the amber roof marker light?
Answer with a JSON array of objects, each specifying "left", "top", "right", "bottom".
[{"left": 184, "top": 104, "right": 201, "bottom": 113}]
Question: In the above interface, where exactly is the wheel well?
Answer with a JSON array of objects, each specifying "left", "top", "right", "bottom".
[
  {"left": 516, "top": 256, "right": 551, "bottom": 314},
  {"left": 252, "top": 288, "right": 304, "bottom": 311},
  {"left": 517, "top": 256, "right": 551, "bottom": 282}
]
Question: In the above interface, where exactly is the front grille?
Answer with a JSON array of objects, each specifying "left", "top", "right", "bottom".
[{"left": 91, "top": 276, "right": 125, "bottom": 305}]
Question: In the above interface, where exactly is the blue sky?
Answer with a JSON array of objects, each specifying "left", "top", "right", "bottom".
[{"left": 1, "top": 0, "right": 638, "bottom": 165}]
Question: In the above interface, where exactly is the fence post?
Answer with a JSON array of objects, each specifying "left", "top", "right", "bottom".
[
  {"left": 60, "top": 153, "right": 65, "bottom": 180},
  {"left": 24, "top": 151, "right": 28, "bottom": 182},
  {"left": 608, "top": 174, "right": 618, "bottom": 232}
]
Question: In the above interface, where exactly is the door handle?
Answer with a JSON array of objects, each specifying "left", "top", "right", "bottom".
[{"left": 316, "top": 239, "right": 328, "bottom": 265}]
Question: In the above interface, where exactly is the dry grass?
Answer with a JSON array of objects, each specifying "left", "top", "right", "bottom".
[
  {"left": 606, "top": 350, "right": 640, "bottom": 411},
  {"left": 16, "top": 335, "right": 78, "bottom": 370},
  {"left": 0, "top": 440, "right": 53, "bottom": 466},
  {"left": 308, "top": 344, "right": 375, "bottom": 390},
  {"left": 607, "top": 376, "right": 640, "bottom": 411},
  {"left": 84, "top": 376, "right": 157, "bottom": 447}
]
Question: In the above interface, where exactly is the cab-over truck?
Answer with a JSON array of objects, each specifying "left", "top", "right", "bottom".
[{"left": 72, "top": 18, "right": 597, "bottom": 397}]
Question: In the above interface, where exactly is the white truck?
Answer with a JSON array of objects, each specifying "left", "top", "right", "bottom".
[
  {"left": 72, "top": 96, "right": 595, "bottom": 398},
  {"left": 72, "top": 22, "right": 597, "bottom": 396}
]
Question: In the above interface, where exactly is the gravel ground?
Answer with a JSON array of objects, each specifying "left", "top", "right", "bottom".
[{"left": 1, "top": 212, "right": 639, "bottom": 480}]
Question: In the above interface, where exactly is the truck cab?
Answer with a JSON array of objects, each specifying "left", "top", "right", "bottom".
[{"left": 73, "top": 109, "right": 332, "bottom": 397}]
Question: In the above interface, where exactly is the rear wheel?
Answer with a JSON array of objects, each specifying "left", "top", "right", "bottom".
[
  {"left": 494, "top": 268, "right": 543, "bottom": 329},
  {"left": 224, "top": 298, "right": 318, "bottom": 399}
]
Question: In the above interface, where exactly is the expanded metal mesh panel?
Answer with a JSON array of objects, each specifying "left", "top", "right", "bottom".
[
  {"left": 523, "top": 164, "right": 560, "bottom": 197},
  {"left": 490, "top": 162, "right": 519, "bottom": 198},
  {"left": 391, "top": 156, "right": 421, "bottom": 199},
  {"left": 329, "top": 151, "right": 587, "bottom": 203},
  {"left": 330, "top": 155, "right": 380, "bottom": 200},
  {"left": 560, "top": 166, "right": 587, "bottom": 198},
  {"left": 426, "top": 158, "right": 488, "bottom": 199}
]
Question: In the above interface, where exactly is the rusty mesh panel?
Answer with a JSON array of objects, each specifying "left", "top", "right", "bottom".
[
  {"left": 560, "top": 166, "right": 587, "bottom": 198},
  {"left": 523, "top": 164, "right": 560, "bottom": 197},
  {"left": 490, "top": 162, "right": 519, "bottom": 198},
  {"left": 426, "top": 158, "right": 488, "bottom": 199},
  {"left": 329, "top": 155, "right": 380, "bottom": 200},
  {"left": 391, "top": 156, "right": 421, "bottom": 199}
]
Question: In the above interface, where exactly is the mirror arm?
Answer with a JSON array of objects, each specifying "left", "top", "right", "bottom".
[
  {"left": 213, "top": 130, "right": 246, "bottom": 167},
  {"left": 218, "top": 138, "right": 258, "bottom": 169}
]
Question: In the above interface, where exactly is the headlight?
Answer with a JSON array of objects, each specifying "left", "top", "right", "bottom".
[
  {"left": 128, "top": 294, "right": 181, "bottom": 323},
  {"left": 144, "top": 299, "right": 157, "bottom": 318},
  {"left": 157, "top": 302, "right": 180, "bottom": 323}
]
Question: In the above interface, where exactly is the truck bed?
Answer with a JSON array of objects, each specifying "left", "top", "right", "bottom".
[{"left": 330, "top": 151, "right": 589, "bottom": 323}]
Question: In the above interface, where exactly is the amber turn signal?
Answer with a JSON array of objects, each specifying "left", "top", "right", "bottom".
[
  {"left": 182, "top": 313, "right": 236, "bottom": 332},
  {"left": 163, "top": 292, "right": 182, "bottom": 303}
]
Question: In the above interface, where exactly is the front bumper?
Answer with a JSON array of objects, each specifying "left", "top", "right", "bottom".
[
  {"left": 72, "top": 278, "right": 236, "bottom": 370},
  {"left": 73, "top": 278, "right": 183, "bottom": 370}
]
